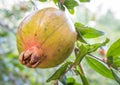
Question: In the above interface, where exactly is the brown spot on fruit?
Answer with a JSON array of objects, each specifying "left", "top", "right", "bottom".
[
  {"left": 34, "top": 34, "right": 37, "bottom": 36},
  {"left": 58, "top": 49, "right": 61, "bottom": 52}
]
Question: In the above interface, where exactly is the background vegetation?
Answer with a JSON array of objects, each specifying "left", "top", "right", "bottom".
[{"left": 0, "top": 0, "right": 120, "bottom": 85}]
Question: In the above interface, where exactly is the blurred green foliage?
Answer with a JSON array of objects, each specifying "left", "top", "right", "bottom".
[
  {"left": 0, "top": 1, "right": 54, "bottom": 85},
  {"left": 0, "top": 0, "right": 120, "bottom": 85}
]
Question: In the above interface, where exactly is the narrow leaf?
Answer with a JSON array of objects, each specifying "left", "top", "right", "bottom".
[
  {"left": 107, "top": 39, "right": 120, "bottom": 68},
  {"left": 75, "top": 22, "right": 104, "bottom": 38},
  {"left": 111, "top": 68, "right": 120, "bottom": 84},
  {"left": 80, "top": 27, "right": 104, "bottom": 38},
  {"left": 46, "top": 62, "right": 71, "bottom": 82},
  {"left": 68, "top": 8, "right": 75, "bottom": 14},
  {"left": 79, "top": 0, "right": 90, "bottom": 2},
  {"left": 64, "top": 0, "right": 78, "bottom": 9},
  {"left": 0, "top": 32, "right": 8, "bottom": 37},
  {"left": 113, "top": 58, "right": 120, "bottom": 68},
  {"left": 39, "top": 0, "right": 47, "bottom": 2},
  {"left": 74, "top": 83, "right": 82, "bottom": 85},
  {"left": 85, "top": 56, "right": 114, "bottom": 79},
  {"left": 66, "top": 77, "right": 75, "bottom": 84},
  {"left": 53, "top": 0, "right": 58, "bottom": 4},
  {"left": 107, "top": 39, "right": 120, "bottom": 57},
  {"left": 88, "top": 38, "right": 109, "bottom": 53},
  {"left": 75, "top": 41, "right": 88, "bottom": 65}
]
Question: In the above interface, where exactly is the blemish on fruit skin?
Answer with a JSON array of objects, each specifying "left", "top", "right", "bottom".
[
  {"left": 34, "top": 34, "right": 37, "bottom": 36},
  {"left": 58, "top": 49, "right": 61, "bottom": 52},
  {"left": 44, "top": 27, "right": 47, "bottom": 31}
]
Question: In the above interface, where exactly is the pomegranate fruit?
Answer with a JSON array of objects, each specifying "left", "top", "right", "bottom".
[{"left": 16, "top": 7, "right": 76, "bottom": 68}]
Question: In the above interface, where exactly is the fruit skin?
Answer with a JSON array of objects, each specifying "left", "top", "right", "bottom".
[{"left": 17, "top": 7, "right": 77, "bottom": 68}]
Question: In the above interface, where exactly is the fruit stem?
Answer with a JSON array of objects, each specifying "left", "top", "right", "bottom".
[
  {"left": 59, "top": 0, "right": 64, "bottom": 4},
  {"left": 31, "top": 0, "right": 38, "bottom": 10}
]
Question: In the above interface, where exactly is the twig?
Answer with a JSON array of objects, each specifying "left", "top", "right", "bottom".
[
  {"left": 60, "top": 62, "right": 75, "bottom": 79},
  {"left": 74, "top": 48, "right": 85, "bottom": 76},
  {"left": 31, "top": 0, "right": 38, "bottom": 10},
  {"left": 54, "top": 80, "right": 58, "bottom": 85},
  {"left": 79, "top": 64, "right": 85, "bottom": 75},
  {"left": 88, "top": 54, "right": 106, "bottom": 64},
  {"left": 65, "top": 62, "right": 75, "bottom": 73}
]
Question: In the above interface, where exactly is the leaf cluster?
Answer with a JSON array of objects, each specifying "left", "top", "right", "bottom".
[{"left": 37, "top": 0, "right": 120, "bottom": 84}]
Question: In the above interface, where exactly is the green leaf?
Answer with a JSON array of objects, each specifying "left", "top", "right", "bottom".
[
  {"left": 68, "top": 8, "right": 75, "bottom": 14},
  {"left": 2, "top": 9, "right": 13, "bottom": 17},
  {"left": 107, "top": 39, "right": 120, "bottom": 57},
  {"left": 53, "top": 0, "right": 58, "bottom": 4},
  {"left": 74, "top": 83, "right": 82, "bottom": 85},
  {"left": 79, "top": 0, "right": 90, "bottom": 2},
  {"left": 66, "top": 77, "right": 82, "bottom": 85},
  {"left": 107, "top": 39, "right": 120, "bottom": 68},
  {"left": 58, "top": 2, "right": 65, "bottom": 11},
  {"left": 39, "top": 0, "right": 47, "bottom": 2},
  {"left": 75, "top": 29, "right": 87, "bottom": 43},
  {"left": 64, "top": 0, "right": 78, "bottom": 9},
  {"left": 111, "top": 68, "right": 120, "bottom": 84},
  {"left": 75, "top": 41, "right": 88, "bottom": 65},
  {"left": 75, "top": 66, "right": 89, "bottom": 85},
  {"left": 107, "top": 56, "right": 120, "bottom": 68},
  {"left": 46, "top": 62, "right": 72, "bottom": 82},
  {"left": 0, "top": 32, "right": 8, "bottom": 37},
  {"left": 85, "top": 56, "right": 114, "bottom": 79},
  {"left": 88, "top": 38, "right": 109, "bottom": 53},
  {"left": 66, "top": 77, "right": 75, "bottom": 84},
  {"left": 6, "top": 52, "right": 17, "bottom": 58},
  {"left": 75, "top": 22, "right": 104, "bottom": 38},
  {"left": 112, "top": 58, "right": 120, "bottom": 68}
]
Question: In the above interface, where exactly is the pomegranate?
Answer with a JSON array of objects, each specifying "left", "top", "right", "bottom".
[{"left": 16, "top": 7, "right": 76, "bottom": 68}]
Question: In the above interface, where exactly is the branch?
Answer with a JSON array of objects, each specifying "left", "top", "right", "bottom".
[
  {"left": 79, "top": 64, "right": 85, "bottom": 75},
  {"left": 54, "top": 80, "right": 58, "bottom": 85},
  {"left": 88, "top": 54, "right": 106, "bottom": 64}
]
